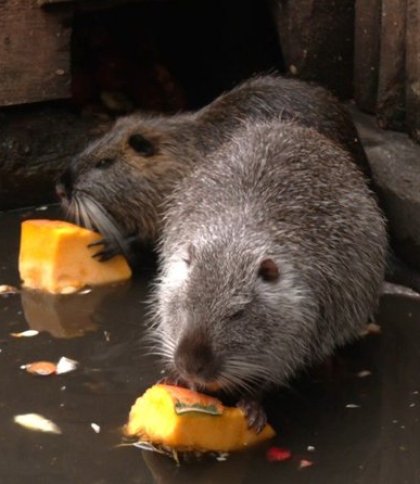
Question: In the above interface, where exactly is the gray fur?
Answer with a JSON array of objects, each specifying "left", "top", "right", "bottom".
[
  {"left": 151, "top": 120, "right": 387, "bottom": 397},
  {"left": 61, "top": 75, "right": 370, "bottom": 242}
]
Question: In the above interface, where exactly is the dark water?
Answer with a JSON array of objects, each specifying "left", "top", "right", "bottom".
[{"left": 1, "top": 206, "right": 420, "bottom": 484}]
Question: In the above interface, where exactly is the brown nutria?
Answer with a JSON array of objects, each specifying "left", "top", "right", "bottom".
[
  {"left": 151, "top": 119, "right": 387, "bottom": 430},
  {"left": 56, "top": 75, "right": 370, "bottom": 260}
]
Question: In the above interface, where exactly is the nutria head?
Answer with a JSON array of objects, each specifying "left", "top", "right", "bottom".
[{"left": 56, "top": 112, "right": 198, "bottom": 244}]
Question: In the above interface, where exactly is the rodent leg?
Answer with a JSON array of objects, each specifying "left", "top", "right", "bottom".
[
  {"left": 89, "top": 238, "right": 123, "bottom": 262},
  {"left": 88, "top": 233, "right": 140, "bottom": 264},
  {"left": 236, "top": 398, "right": 267, "bottom": 434}
]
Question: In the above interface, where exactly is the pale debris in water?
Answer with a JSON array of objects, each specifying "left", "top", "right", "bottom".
[
  {"left": 382, "top": 282, "right": 420, "bottom": 298},
  {"left": 0, "top": 285, "right": 19, "bottom": 295},
  {"left": 307, "top": 445, "right": 316, "bottom": 452},
  {"left": 91, "top": 423, "right": 101, "bottom": 433},
  {"left": 10, "top": 330, "right": 39, "bottom": 338},
  {"left": 360, "top": 322, "right": 381, "bottom": 337},
  {"left": 22, "top": 361, "right": 57, "bottom": 376},
  {"left": 56, "top": 356, "right": 79, "bottom": 375},
  {"left": 357, "top": 370, "right": 372, "bottom": 378},
  {"left": 14, "top": 413, "right": 62, "bottom": 434},
  {"left": 298, "top": 459, "right": 314, "bottom": 469},
  {"left": 345, "top": 404, "right": 361, "bottom": 409},
  {"left": 216, "top": 452, "right": 229, "bottom": 462},
  {"left": 36, "top": 206, "right": 48, "bottom": 211}
]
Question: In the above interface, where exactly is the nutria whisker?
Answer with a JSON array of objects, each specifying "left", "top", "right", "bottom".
[{"left": 75, "top": 194, "right": 129, "bottom": 257}]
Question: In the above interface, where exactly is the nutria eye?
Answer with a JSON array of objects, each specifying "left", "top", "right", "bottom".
[
  {"left": 230, "top": 309, "right": 245, "bottom": 321},
  {"left": 128, "top": 134, "right": 156, "bottom": 157},
  {"left": 95, "top": 158, "right": 115, "bottom": 169},
  {"left": 258, "top": 258, "right": 280, "bottom": 283}
]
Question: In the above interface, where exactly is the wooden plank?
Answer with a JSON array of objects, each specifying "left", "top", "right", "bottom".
[
  {"left": 354, "top": 0, "right": 382, "bottom": 112},
  {"left": 38, "top": 0, "right": 71, "bottom": 5},
  {"left": 376, "top": 0, "right": 407, "bottom": 131},
  {"left": 406, "top": 0, "right": 420, "bottom": 143},
  {"left": 38, "top": 0, "right": 165, "bottom": 7},
  {"left": 269, "top": 0, "right": 355, "bottom": 99},
  {"left": 0, "top": 0, "right": 73, "bottom": 106}
]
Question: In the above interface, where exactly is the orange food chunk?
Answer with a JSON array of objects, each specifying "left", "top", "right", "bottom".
[
  {"left": 125, "top": 384, "right": 275, "bottom": 453},
  {"left": 19, "top": 220, "right": 131, "bottom": 294},
  {"left": 24, "top": 361, "right": 57, "bottom": 376}
]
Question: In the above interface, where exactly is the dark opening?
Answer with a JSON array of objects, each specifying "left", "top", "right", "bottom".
[{"left": 71, "top": 0, "right": 285, "bottom": 114}]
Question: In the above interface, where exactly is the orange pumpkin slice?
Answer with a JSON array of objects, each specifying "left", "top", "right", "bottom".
[
  {"left": 19, "top": 219, "right": 131, "bottom": 294},
  {"left": 125, "top": 384, "right": 275, "bottom": 453}
]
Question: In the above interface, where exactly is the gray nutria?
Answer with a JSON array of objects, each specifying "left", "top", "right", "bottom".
[
  {"left": 151, "top": 120, "right": 387, "bottom": 430},
  {"left": 56, "top": 75, "right": 370, "bottom": 259}
]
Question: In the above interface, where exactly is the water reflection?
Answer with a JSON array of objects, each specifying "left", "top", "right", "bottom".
[
  {"left": 20, "top": 283, "right": 131, "bottom": 338},
  {"left": 1, "top": 206, "right": 420, "bottom": 483}
]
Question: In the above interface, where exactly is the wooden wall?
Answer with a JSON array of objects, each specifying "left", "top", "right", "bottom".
[
  {"left": 0, "top": 0, "right": 73, "bottom": 106},
  {"left": 354, "top": 0, "right": 420, "bottom": 143}
]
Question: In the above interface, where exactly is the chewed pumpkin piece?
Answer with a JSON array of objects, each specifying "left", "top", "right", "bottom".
[
  {"left": 19, "top": 219, "right": 131, "bottom": 294},
  {"left": 124, "top": 384, "right": 275, "bottom": 453}
]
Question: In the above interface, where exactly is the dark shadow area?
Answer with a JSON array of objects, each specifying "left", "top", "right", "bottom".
[{"left": 71, "top": 0, "right": 285, "bottom": 112}]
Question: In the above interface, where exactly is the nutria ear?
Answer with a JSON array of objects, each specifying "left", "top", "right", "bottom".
[
  {"left": 128, "top": 133, "right": 156, "bottom": 157},
  {"left": 183, "top": 243, "right": 196, "bottom": 266},
  {"left": 258, "top": 258, "right": 280, "bottom": 282}
]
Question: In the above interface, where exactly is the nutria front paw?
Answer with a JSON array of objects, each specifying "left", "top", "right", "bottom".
[
  {"left": 89, "top": 238, "right": 122, "bottom": 262},
  {"left": 236, "top": 398, "right": 267, "bottom": 433},
  {"left": 89, "top": 233, "right": 140, "bottom": 263}
]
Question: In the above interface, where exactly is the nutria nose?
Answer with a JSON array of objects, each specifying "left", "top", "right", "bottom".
[
  {"left": 55, "top": 182, "right": 67, "bottom": 200},
  {"left": 174, "top": 333, "right": 220, "bottom": 382},
  {"left": 58, "top": 164, "right": 77, "bottom": 196}
]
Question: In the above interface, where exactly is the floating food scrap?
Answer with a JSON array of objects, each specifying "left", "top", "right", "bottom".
[
  {"left": 14, "top": 413, "right": 62, "bottom": 434},
  {"left": 125, "top": 384, "right": 275, "bottom": 453},
  {"left": 23, "top": 361, "right": 57, "bottom": 376},
  {"left": 91, "top": 423, "right": 101, "bottom": 434},
  {"left": 266, "top": 446, "right": 292, "bottom": 462},
  {"left": 0, "top": 285, "right": 18, "bottom": 295},
  {"left": 216, "top": 452, "right": 229, "bottom": 462},
  {"left": 360, "top": 322, "right": 381, "bottom": 336},
  {"left": 56, "top": 356, "right": 79, "bottom": 375},
  {"left": 298, "top": 458, "right": 314, "bottom": 469},
  {"left": 10, "top": 329, "right": 39, "bottom": 338},
  {"left": 357, "top": 370, "right": 372, "bottom": 378},
  {"left": 22, "top": 356, "right": 79, "bottom": 376},
  {"left": 19, "top": 219, "right": 132, "bottom": 293},
  {"left": 345, "top": 404, "right": 361, "bottom": 409}
]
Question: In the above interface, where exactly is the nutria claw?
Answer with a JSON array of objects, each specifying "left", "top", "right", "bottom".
[
  {"left": 89, "top": 238, "right": 122, "bottom": 262},
  {"left": 89, "top": 233, "right": 141, "bottom": 263},
  {"left": 237, "top": 398, "right": 267, "bottom": 433}
]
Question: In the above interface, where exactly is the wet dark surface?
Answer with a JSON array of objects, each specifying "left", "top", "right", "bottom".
[{"left": 1, "top": 206, "right": 420, "bottom": 484}]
